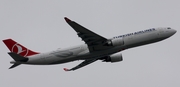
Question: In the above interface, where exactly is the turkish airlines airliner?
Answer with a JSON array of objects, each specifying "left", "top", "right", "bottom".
[{"left": 3, "top": 17, "right": 176, "bottom": 71}]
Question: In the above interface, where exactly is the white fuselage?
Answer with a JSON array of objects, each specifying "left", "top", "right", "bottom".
[{"left": 17, "top": 27, "right": 176, "bottom": 65}]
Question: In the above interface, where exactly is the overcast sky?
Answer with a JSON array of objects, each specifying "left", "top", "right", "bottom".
[{"left": 0, "top": 0, "right": 180, "bottom": 87}]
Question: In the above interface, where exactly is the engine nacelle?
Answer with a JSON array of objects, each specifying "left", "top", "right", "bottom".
[
  {"left": 105, "top": 38, "right": 124, "bottom": 46},
  {"left": 103, "top": 53, "right": 123, "bottom": 63}
]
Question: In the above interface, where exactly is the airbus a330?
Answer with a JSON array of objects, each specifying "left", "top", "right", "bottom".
[{"left": 3, "top": 17, "right": 176, "bottom": 71}]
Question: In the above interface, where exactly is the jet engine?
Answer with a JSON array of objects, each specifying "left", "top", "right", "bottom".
[
  {"left": 102, "top": 53, "right": 123, "bottom": 63},
  {"left": 105, "top": 38, "right": 124, "bottom": 46}
]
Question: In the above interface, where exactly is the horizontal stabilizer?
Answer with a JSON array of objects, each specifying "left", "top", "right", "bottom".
[
  {"left": 9, "top": 63, "right": 21, "bottom": 69},
  {"left": 8, "top": 52, "right": 28, "bottom": 62}
]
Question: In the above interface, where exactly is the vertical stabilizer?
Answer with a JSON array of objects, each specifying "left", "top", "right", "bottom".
[{"left": 3, "top": 39, "right": 39, "bottom": 57}]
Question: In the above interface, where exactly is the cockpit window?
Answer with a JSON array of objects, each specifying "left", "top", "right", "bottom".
[{"left": 167, "top": 27, "right": 171, "bottom": 29}]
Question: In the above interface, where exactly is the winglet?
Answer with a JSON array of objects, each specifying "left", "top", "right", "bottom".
[
  {"left": 64, "top": 17, "right": 72, "bottom": 22},
  {"left": 63, "top": 68, "right": 71, "bottom": 71}
]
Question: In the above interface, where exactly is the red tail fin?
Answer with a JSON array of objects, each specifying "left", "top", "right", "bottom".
[{"left": 3, "top": 39, "right": 39, "bottom": 57}]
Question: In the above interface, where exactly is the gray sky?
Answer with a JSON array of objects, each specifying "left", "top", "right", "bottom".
[{"left": 0, "top": 0, "right": 180, "bottom": 87}]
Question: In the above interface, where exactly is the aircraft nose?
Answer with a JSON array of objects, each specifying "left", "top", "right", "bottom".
[
  {"left": 158, "top": 28, "right": 176, "bottom": 39},
  {"left": 170, "top": 29, "right": 177, "bottom": 35}
]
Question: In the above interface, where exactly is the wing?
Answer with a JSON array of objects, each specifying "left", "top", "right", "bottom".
[
  {"left": 63, "top": 59, "right": 98, "bottom": 71},
  {"left": 64, "top": 17, "right": 111, "bottom": 52}
]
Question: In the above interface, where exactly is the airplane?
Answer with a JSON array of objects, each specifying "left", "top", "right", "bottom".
[{"left": 3, "top": 17, "right": 176, "bottom": 71}]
